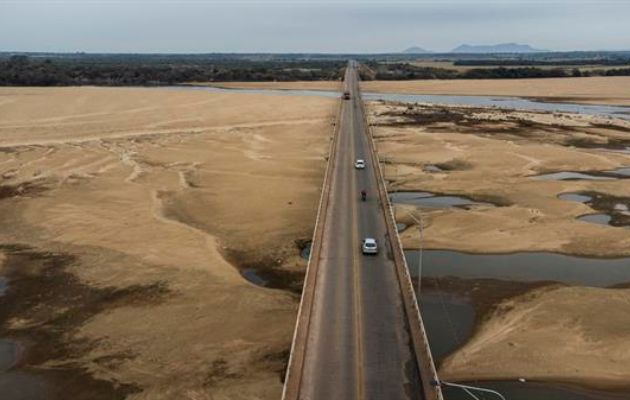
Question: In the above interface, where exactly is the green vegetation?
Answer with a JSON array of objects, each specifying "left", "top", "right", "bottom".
[
  {"left": 0, "top": 54, "right": 344, "bottom": 86},
  {"left": 360, "top": 61, "right": 630, "bottom": 80},
  {"left": 2, "top": 51, "right": 630, "bottom": 85}
]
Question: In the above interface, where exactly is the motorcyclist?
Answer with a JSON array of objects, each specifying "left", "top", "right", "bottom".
[{"left": 361, "top": 189, "right": 367, "bottom": 201}]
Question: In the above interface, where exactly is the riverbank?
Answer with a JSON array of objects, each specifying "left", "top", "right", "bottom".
[
  {"left": 189, "top": 81, "right": 340, "bottom": 92},
  {"left": 0, "top": 87, "right": 336, "bottom": 398},
  {"left": 368, "top": 99, "right": 630, "bottom": 391},
  {"left": 199, "top": 76, "right": 630, "bottom": 107},
  {"left": 440, "top": 285, "right": 630, "bottom": 391},
  {"left": 361, "top": 76, "right": 630, "bottom": 107}
]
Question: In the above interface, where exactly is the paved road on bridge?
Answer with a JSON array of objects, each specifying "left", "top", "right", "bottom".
[{"left": 298, "top": 63, "right": 422, "bottom": 400}]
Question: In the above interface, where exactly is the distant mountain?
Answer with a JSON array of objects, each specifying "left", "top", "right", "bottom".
[
  {"left": 451, "top": 43, "right": 545, "bottom": 53},
  {"left": 402, "top": 46, "right": 433, "bottom": 54}
]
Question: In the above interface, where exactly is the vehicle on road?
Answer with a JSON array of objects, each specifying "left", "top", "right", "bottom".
[
  {"left": 342, "top": 91, "right": 351, "bottom": 100},
  {"left": 361, "top": 238, "right": 378, "bottom": 255},
  {"left": 355, "top": 159, "right": 365, "bottom": 169},
  {"left": 361, "top": 189, "right": 367, "bottom": 201}
]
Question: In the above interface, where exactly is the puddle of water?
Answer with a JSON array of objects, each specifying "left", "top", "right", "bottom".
[
  {"left": 532, "top": 171, "right": 614, "bottom": 181},
  {"left": 559, "top": 193, "right": 630, "bottom": 229},
  {"left": 558, "top": 192, "right": 592, "bottom": 203},
  {"left": 0, "top": 330, "right": 37, "bottom": 400},
  {"left": 534, "top": 167, "right": 630, "bottom": 181},
  {"left": 423, "top": 164, "right": 444, "bottom": 173},
  {"left": 390, "top": 191, "right": 434, "bottom": 202},
  {"left": 0, "top": 340, "right": 18, "bottom": 371},
  {"left": 419, "top": 291, "right": 475, "bottom": 360},
  {"left": 0, "top": 371, "right": 49, "bottom": 400},
  {"left": 390, "top": 191, "right": 492, "bottom": 209},
  {"left": 578, "top": 213, "right": 613, "bottom": 226},
  {"left": 300, "top": 242, "right": 312, "bottom": 261},
  {"left": 396, "top": 223, "right": 408, "bottom": 233},
  {"left": 240, "top": 269, "right": 268, "bottom": 286},
  {"left": 405, "top": 250, "right": 630, "bottom": 287},
  {"left": 0, "top": 269, "right": 42, "bottom": 400},
  {"left": 606, "top": 166, "right": 630, "bottom": 177},
  {"left": 598, "top": 146, "right": 630, "bottom": 155}
]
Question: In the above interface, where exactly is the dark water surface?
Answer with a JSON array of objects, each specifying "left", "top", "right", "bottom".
[
  {"left": 406, "top": 250, "right": 630, "bottom": 287},
  {"left": 406, "top": 250, "right": 630, "bottom": 400},
  {"left": 531, "top": 171, "right": 615, "bottom": 181},
  {"left": 300, "top": 241, "right": 312, "bottom": 261},
  {"left": 390, "top": 191, "right": 493, "bottom": 209},
  {"left": 558, "top": 192, "right": 592, "bottom": 203},
  {"left": 533, "top": 166, "right": 630, "bottom": 181},
  {"left": 240, "top": 268, "right": 269, "bottom": 286},
  {"left": 578, "top": 213, "right": 614, "bottom": 226},
  {"left": 558, "top": 192, "right": 629, "bottom": 229}
]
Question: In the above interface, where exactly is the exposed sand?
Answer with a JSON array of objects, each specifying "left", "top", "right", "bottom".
[
  {"left": 0, "top": 87, "right": 337, "bottom": 398},
  {"left": 361, "top": 76, "right": 630, "bottom": 106},
  {"left": 368, "top": 100, "right": 630, "bottom": 389},
  {"left": 191, "top": 81, "right": 340, "bottom": 92},
  {"left": 369, "top": 102, "right": 630, "bottom": 256},
  {"left": 440, "top": 285, "right": 630, "bottom": 390}
]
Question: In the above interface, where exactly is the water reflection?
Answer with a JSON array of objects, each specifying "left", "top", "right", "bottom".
[
  {"left": 405, "top": 250, "right": 630, "bottom": 288},
  {"left": 390, "top": 191, "right": 493, "bottom": 209}
]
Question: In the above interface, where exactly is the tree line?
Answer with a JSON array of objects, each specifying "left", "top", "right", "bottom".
[
  {"left": 0, "top": 56, "right": 345, "bottom": 86},
  {"left": 2, "top": 55, "right": 629, "bottom": 86},
  {"left": 360, "top": 62, "right": 630, "bottom": 80}
]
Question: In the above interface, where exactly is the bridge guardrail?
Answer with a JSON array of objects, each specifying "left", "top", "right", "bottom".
[
  {"left": 281, "top": 78, "right": 345, "bottom": 400},
  {"left": 357, "top": 82, "right": 444, "bottom": 400}
]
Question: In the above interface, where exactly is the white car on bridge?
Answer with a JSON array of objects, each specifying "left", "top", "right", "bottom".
[
  {"left": 354, "top": 159, "right": 365, "bottom": 169},
  {"left": 361, "top": 238, "right": 378, "bottom": 255}
]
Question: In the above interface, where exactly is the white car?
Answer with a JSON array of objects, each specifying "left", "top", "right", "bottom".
[
  {"left": 362, "top": 238, "right": 378, "bottom": 255},
  {"left": 355, "top": 159, "right": 366, "bottom": 169}
]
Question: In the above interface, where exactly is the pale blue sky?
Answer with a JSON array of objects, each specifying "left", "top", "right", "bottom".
[{"left": 1, "top": 0, "right": 628, "bottom": 53}]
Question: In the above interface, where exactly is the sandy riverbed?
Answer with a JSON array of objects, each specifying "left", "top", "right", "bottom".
[
  {"left": 440, "top": 285, "right": 630, "bottom": 390},
  {"left": 367, "top": 100, "right": 630, "bottom": 390},
  {"left": 369, "top": 101, "right": 630, "bottom": 256},
  {"left": 200, "top": 76, "right": 630, "bottom": 107},
  {"left": 191, "top": 81, "right": 340, "bottom": 92},
  {"left": 361, "top": 76, "right": 630, "bottom": 106},
  {"left": 0, "top": 87, "right": 337, "bottom": 399}
]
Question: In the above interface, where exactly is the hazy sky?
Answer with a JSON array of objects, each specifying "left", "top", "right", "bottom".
[{"left": 1, "top": 0, "right": 629, "bottom": 53}]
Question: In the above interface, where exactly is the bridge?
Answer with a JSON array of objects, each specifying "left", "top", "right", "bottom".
[{"left": 282, "top": 63, "right": 444, "bottom": 400}]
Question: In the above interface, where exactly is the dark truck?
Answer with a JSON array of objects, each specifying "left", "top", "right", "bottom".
[{"left": 342, "top": 91, "right": 351, "bottom": 100}]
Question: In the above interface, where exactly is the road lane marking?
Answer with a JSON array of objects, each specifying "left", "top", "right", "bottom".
[{"left": 349, "top": 89, "right": 365, "bottom": 400}]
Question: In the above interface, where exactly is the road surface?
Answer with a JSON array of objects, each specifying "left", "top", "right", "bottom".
[{"left": 299, "top": 64, "right": 422, "bottom": 400}]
